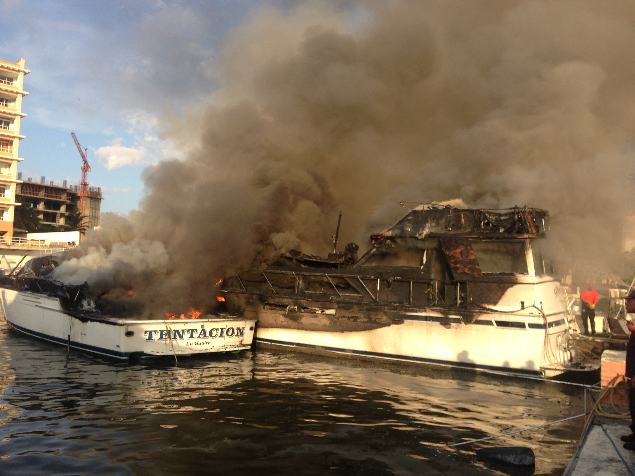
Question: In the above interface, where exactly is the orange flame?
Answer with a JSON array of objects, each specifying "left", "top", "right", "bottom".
[
  {"left": 188, "top": 307, "right": 202, "bottom": 319},
  {"left": 214, "top": 279, "right": 223, "bottom": 287},
  {"left": 128, "top": 290, "right": 136, "bottom": 297},
  {"left": 164, "top": 307, "right": 202, "bottom": 320},
  {"left": 217, "top": 296, "right": 226, "bottom": 302}
]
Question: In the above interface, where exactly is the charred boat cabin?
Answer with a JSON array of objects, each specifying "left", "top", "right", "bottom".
[{"left": 221, "top": 204, "right": 586, "bottom": 377}]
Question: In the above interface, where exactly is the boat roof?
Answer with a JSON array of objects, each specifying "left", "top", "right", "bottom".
[{"left": 380, "top": 204, "right": 548, "bottom": 240}]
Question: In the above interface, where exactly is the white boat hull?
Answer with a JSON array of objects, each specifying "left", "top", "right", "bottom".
[
  {"left": 254, "top": 314, "right": 567, "bottom": 377},
  {"left": 240, "top": 280, "right": 580, "bottom": 377},
  {"left": 0, "top": 288, "right": 256, "bottom": 359}
]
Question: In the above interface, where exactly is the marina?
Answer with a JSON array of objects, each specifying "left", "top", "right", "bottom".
[{"left": 2, "top": 2, "right": 635, "bottom": 474}]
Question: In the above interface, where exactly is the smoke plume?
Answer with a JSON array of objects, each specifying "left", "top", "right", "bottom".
[{"left": 53, "top": 1, "right": 635, "bottom": 315}]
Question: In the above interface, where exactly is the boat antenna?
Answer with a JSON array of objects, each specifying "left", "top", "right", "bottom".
[{"left": 332, "top": 211, "right": 342, "bottom": 254}]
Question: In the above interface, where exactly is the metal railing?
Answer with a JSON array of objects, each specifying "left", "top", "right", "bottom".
[{"left": 0, "top": 237, "right": 76, "bottom": 249}]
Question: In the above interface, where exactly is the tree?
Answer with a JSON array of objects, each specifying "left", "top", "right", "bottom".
[
  {"left": 63, "top": 211, "right": 88, "bottom": 234},
  {"left": 13, "top": 205, "right": 41, "bottom": 233}
]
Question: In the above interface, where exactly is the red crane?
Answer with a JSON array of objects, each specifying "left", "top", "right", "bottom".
[{"left": 71, "top": 131, "right": 91, "bottom": 224}]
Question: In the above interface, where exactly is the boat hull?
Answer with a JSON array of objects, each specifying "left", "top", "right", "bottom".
[
  {"left": 253, "top": 314, "right": 566, "bottom": 377},
  {"left": 226, "top": 279, "right": 577, "bottom": 377},
  {"left": 0, "top": 288, "right": 256, "bottom": 359}
]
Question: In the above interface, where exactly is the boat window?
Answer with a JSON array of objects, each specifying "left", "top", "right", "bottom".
[
  {"left": 470, "top": 242, "right": 528, "bottom": 274},
  {"left": 494, "top": 320, "right": 526, "bottom": 329},
  {"left": 359, "top": 249, "right": 425, "bottom": 267},
  {"left": 531, "top": 241, "right": 555, "bottom": 276}
]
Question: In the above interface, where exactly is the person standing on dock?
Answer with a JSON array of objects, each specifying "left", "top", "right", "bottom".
[
  {"left": 580, "top": 284, "right": 599, "bottom": 335},
  {"left": 621, "top": 289, "right": 635, "bottom": 450}
]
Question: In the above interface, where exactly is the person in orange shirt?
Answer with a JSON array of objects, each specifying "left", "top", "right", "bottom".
[{"left": 580, "top": 283, "right": 599, "bottom": 335}]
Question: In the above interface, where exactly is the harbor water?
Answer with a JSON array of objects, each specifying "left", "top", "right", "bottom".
[{"left": 0, "top": 321, "right": 587, "bottom": 475}]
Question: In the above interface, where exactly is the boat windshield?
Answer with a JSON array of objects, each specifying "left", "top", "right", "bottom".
[
  {"left": 531, "top": 240, "right": 555, "bottom": 276},
  {"left": 471, "top": 241, "right": 528, "bottom": 275}
]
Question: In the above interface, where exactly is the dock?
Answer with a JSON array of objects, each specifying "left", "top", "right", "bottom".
[
  {"left": 565, "top": 349, "right": 635, "bottom": 475},
  {"left": 565, "top": 420, "right": 635, "bottom": 475}
]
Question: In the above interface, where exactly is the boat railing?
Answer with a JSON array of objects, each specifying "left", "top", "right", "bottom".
[{"left": 225, "top": 268, "right": 453, "bottom": 307}]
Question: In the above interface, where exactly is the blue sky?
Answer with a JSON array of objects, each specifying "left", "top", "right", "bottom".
[{"left": 0, "top": 0, "right": 269, "bottom": 214}]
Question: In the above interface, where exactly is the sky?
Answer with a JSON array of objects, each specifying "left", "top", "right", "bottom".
[{"left": 0, "top": 0, "right": 273, "bottom": 214}]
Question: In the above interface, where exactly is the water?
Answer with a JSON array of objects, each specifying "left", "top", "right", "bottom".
[{"left": 0, "top": 321, "right": 587, "bottom": 475}]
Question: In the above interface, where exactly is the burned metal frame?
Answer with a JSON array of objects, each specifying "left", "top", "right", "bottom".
[{"left": 225, "top": 266, "right": 470, "bottom": 309}]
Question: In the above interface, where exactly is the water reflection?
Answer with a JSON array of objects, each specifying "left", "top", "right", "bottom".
[{"left": 0, "top": 322, "right": 584, "bottom": 475}]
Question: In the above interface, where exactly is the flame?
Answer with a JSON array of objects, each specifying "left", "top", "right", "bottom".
[
  {"left": 164, "top": 307, "right": 202, "bottom": 320},
  {"left": 217, "top": 296, "right": 226, "bottom": 302},
  {"left": 128, "top": 290, "right": 136, "bottom": 297},
  {"left": 214, "top": 279, "right": 223, "bottom": 287},
  {"left": 188, "top": 307, "right": 202, "bottom": 319}
]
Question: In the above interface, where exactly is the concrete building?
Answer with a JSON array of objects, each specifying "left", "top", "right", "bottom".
[
  {"left": 15, "top": 174, "right": 102, "bottom": 231},
  {"left": 0, "top": 58, "right": 28, "bottom": 239}
]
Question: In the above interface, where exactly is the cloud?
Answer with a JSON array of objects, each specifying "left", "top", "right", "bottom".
[
  {"left": 96, "top": 144, "right": 145, "bottom": 170},
  {"left": 96, "top": 111, "right": 184, "bottom": 170},
  {"left": 99, "top": 186, "right": 130, "bottom": 194}
]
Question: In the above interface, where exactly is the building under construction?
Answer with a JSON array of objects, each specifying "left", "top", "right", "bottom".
[{"left": 15, "top": 174, "right": 102, "bottom": 231}]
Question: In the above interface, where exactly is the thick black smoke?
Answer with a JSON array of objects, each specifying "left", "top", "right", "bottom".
[{"left": 53, "top": 1, "right": 635, "bottom": 315}]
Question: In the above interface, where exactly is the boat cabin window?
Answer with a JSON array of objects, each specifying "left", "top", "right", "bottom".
[
  {"left": 531, "top": 241, "right": 555, "bottom": 276},
  {"left": 470, "top": 241, "right": 528, "bottom": 275}
]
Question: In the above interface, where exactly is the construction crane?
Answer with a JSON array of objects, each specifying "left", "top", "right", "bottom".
[{"left": 71, "top": 131, "right": 91, "bottom": 225}]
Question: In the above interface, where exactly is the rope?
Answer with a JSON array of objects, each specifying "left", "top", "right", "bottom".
[
  {"left": 449, "top": 413, "right": 586, "bottom": 447},
  {"left": 598, "top": 420, "right": 635, "bottom": 476},
  {"left": 0, "top": 290, "right": 7, "bottom": 321},
  {"left": 582, "top": 374, "right": 631, "bottom": 437},
  {"left": 475, "top": 367, "right": 600, "bottom": 388},
  {"left": 164, "top": 322, "right": 178, "bottom": 366}
]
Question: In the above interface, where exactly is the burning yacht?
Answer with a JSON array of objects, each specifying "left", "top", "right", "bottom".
[
  {"left": 220, "top": 203, "right": 598, "bottom": 377},
  {"left": 0, "top": 256, "right": 256, "bottom": 360}
]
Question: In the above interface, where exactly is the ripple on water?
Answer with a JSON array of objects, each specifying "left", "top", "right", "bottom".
[{"left": 0, "top": 323, "right": 585, "bottom": 475}]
